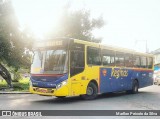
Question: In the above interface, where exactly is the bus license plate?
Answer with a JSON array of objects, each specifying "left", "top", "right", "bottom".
[{"left": 37, "top": 88, "right": 47, "bottom": 93}]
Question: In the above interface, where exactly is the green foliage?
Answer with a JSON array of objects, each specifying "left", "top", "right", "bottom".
[
  {"left": 0, "top": 0, "right": 31, "bottom": 69},
  {"left": 0, "top": 78, "right": 29, "bottom": 91},
  {"left": 12, "top": 71, "right": 22, "bottom": 82},
  {"left": 48, "top": 7, "right": 105, "bottom": 43},
  {"left": 0, "top": 0, "right": 31, "bottom": 87}
]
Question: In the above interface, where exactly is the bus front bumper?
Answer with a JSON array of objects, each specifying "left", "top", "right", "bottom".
[{"left": 29, "top": 85, "right": 69, "bottom": 96}]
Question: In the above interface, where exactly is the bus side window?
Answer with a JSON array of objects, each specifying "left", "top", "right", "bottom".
[
  {"left": 102, "top": 56, "right": 110, "bottom": 65},
  {"left": 87, "top": 46, "right": 101, "bottom": 65},
  {"left": 148, "top": 57, "right": 153, "bottom": 69},
  {"left": 124, "top": 53, "right": 133, "bottom": 67},
  {"left": 140, "top": 56, "right": 147, "bottom": 68},
  {"left": 115, "top": 52, "right": 124, "bottom": 67},
  {"left": 102, "top": 49, "right": 115, "bottom": 66},
  {"left": 133, "top": 56, "right": 141, "bottom": 68}
]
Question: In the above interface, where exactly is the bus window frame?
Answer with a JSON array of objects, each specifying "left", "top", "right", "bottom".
[
  {"left": 115, "top": 51, "right": 125, "bottom": 67},
  {"left": 87, "top": 46, "right": 102, "bottom": 66},
  {"left": 101, "top": 49, "right": 116, "bottom": 67},
  {"left": 124, "top": 53, "right": 134, "bottom": 68}
]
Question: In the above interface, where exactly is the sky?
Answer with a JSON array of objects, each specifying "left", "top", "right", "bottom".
[{"left": 12, "top": 0, "right": 160, "bottom": 52}]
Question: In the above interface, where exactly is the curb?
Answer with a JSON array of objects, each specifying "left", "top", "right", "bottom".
[{"left": 0, "top": 92, "right": 31, "bottom": 94}]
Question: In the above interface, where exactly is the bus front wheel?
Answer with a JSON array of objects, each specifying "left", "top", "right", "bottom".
[{"left": 81, "top": 82, "right": 98, "bottom": 100}]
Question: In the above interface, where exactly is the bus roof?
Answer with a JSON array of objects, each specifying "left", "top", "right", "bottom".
[
  {"left": 74, "top": 39, "right": 154, "bottom": 57},
  {"left": 33, "top": 38, "right": 154, "bottom": 57}
]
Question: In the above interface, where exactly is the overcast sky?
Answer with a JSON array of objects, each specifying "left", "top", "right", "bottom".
[{"left": 12, "top": 0, "right": 160, "bottom": 52}]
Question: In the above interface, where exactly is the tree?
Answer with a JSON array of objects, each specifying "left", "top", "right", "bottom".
[
  {"left": 47, "top": 6, "right": 105, "bottom": 43},
  {"left": 0, "top": 0, "right": 31, "bottom": 87}
]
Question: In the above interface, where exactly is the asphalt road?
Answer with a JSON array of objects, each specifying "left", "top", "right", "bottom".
[{"left": 0, "top": 85, "right": 160, "bottom": 119}]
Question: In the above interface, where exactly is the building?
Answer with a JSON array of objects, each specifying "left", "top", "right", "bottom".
[
  {"left": 152, "top": 48, "right": 160, "bottom": 65},
  {"left": 151, "top": 48, "right": 160, "bottom": 77}
]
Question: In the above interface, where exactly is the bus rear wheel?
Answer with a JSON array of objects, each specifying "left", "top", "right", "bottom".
[
  {"left": 127, "top": 80, "right": 139, "bottom": 94},
  {"left": 81, "top": 82, "right": 98, "bottom": 100}
]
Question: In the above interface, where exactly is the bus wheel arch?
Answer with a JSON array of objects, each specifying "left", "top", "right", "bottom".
[
  {"left": 90, "top": 79, "right": 98, "bottom": 89},
  {"left": 127, "top": 79, "right": 139, "bottom": 94},
  {"left": 81, "top": 79, "right": 98, "bottom": 100}
]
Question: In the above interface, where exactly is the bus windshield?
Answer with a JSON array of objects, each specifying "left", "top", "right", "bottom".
[{"left": 31, "top": 49, "right": 68, "bottom": 74}]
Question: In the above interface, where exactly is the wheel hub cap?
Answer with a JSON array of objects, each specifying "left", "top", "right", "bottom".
[{"left": 87, "top": 87, "right": 93, "bottom": 95}]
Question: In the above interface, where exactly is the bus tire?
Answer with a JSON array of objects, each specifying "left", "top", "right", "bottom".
[
  {"left": 81, "top": 82, "right": 98, "bottom": 100},
  {"left": 127, "top": 80, "right": 139, "bottom": 94},
  {"left": 55, "top": 96, "right": 66, "bottom": 98}
]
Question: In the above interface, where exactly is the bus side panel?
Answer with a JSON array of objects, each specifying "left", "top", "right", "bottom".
[
  {"left": 70, "top": 74, "right": 83, "bottom": 96},
  {"left": 131, "top": 69, "right": 153, "bottom": 88},
  {"left": 100, "top": 68, "right": 153, "bottom": 94},
  {"left": 123, "top": 69, "right": 133, "bottom": 91},
  {"left": 69, "top": 66, "right": 100, "bottom": 96},
  {"left": 100, "top": 68, "right": 144, "bottom": 93},
  {"left": 84, "top": 66, "right": 100, "bottom": 93},
  {"left": 100, "top": 68, "right": 133, "bottom": 93},
  {"left": 99, "top": 68, "right": 113, "bottom": 93}
]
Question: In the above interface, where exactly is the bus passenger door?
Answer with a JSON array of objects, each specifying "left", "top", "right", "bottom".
[{"left": 70, "top": 49, "right": 85, "bottom": 96}]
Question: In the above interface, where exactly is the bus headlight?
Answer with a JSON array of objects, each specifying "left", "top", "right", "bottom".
[{"left": 56, "top": 80, "right": 67, "bottom": 89}]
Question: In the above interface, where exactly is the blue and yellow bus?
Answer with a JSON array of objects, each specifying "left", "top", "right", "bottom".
[{"left": 29, "top": 38, "right": 154, "bottom": 99}]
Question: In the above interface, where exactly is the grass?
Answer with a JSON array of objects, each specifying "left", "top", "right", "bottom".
[{"left": 0, "top": 77, "right": 30, "bottom": 91}]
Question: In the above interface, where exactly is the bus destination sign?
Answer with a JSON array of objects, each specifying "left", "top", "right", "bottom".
[{"left": 35, "top": 40, "right": 63, "bottom": 48}]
